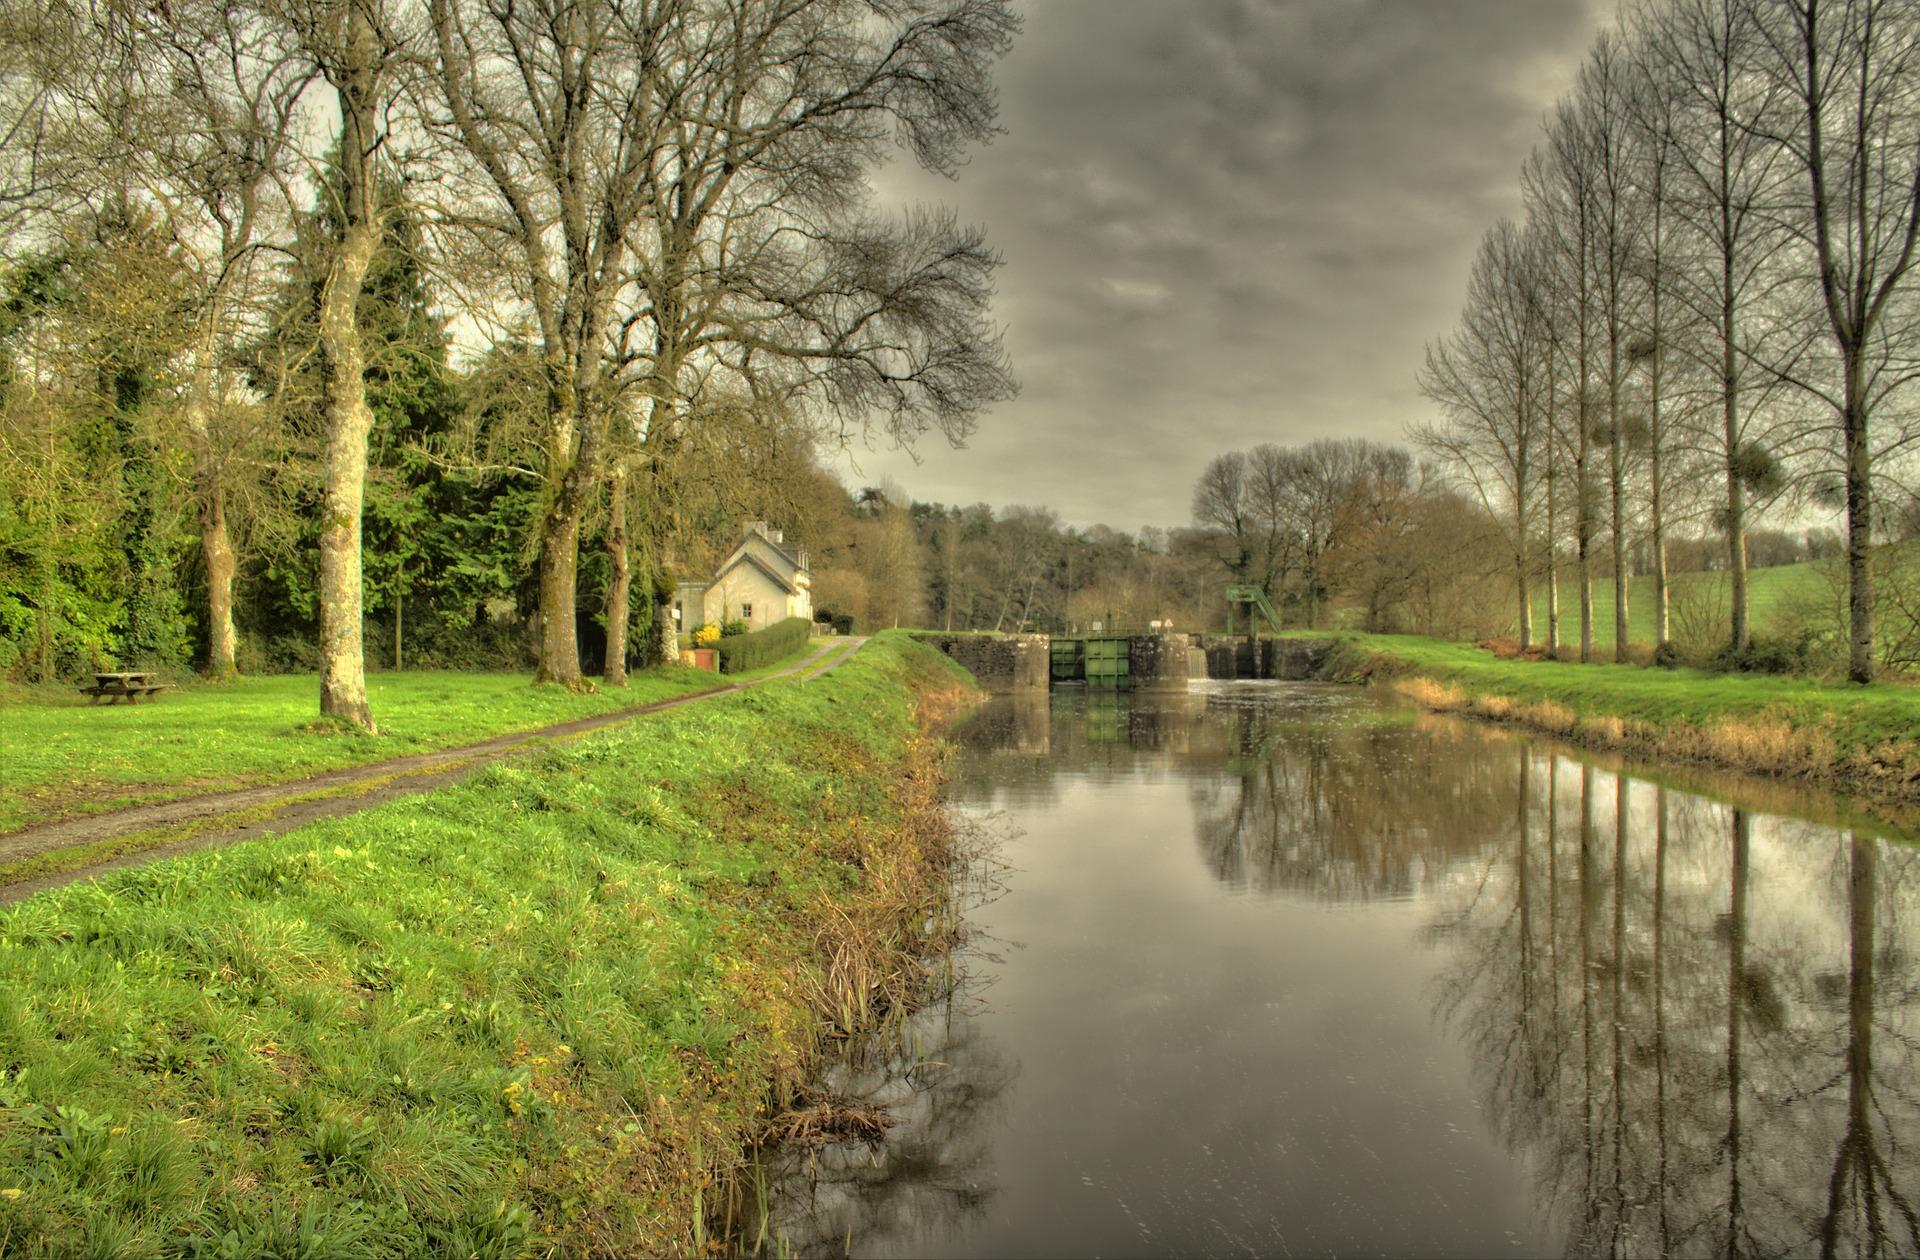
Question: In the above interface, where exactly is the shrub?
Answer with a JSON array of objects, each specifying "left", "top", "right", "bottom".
[
  {"left": 691, "top": 623, "right": 720, "bottom": 648},
  {"left": 1653, "top": 640, "right": 1682, "bottom": 669},
  {"left": 715, "top": 616, "right": 811, "bottom": 674},
  {"left": 1711, "top": 632, "right": 1820, "bottom": 676},
  {"left": 831, "top": 612, "right": 859, "bottom": 635},
  {"left": 720, "top": 618, "right": 750, "bottom": 638}
]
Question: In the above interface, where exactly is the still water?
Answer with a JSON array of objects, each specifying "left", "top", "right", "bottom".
[{"left": 759, "top": 681, "right": 1919, "bottom": 1258}]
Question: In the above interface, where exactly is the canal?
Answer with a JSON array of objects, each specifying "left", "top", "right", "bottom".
[{"left": 755, "top": 680, "right": 1919, "bottom": 1258}]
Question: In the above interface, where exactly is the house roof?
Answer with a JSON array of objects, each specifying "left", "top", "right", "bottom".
[
  {"left": 713, "top": 549, "right": 799, "bottom": 595},
  {"left": 755, "top": 531, "right": 804, "bottom": 572}
]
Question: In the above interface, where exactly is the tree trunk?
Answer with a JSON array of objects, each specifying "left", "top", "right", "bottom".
[
  {"left": 1577, "top": 424, "right": 1594, "bottom": 664},
  {"left": 1517, "top": 555, "right": 1533, "bottom": 651},
  {"left": 183, "top": 387, "right": 238, "bottom": 678},
  {"left": 1609, "top": 395, "right": 1629, "bottom": 663},
  {"left": 37, "top": 562, "right": 53, "bottom": 684},
  {"left": 1720, "top": 164, "right": 1749, "bottom": 656},
  {"left": 1723, "top": 374, "right": 1750, "bottom": 656},
  {"left": 393, "top": 559, "right": 404, "bottom": 671},
  {"left": 604, "top": 463, "right": 630, "bottom": 687},
  {"left": 535, "top": 504, "right": 584, "bottom": 685},
  {"left": 1516, "top": 425, "right": 1532, "bottom": 651},
  {"left": 1843, "top": 364, "right": 1874, "bottom": 683},
  {"left": 1545, "top": 381, "right": 1561, "bottom": 659},
  {"left": 532, "top": 331, "right": 613, "bottom": 689},
  {"left": 315, "top": 4, "right": 381, "bottom": 732},
  {"left": 654, "top": 599, "right": 677, "bottom": 669},
  {"left": 1649, "top": 209, "right": 1670, "bottom": 651}
]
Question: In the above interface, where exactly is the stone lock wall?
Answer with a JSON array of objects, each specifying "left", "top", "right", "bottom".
[
  {"left": 1198, "top": 636, "right": 1338, "bottom": 680},
  {"left": 911, "top": 633, "right": 1050, "bottom": 691},
  {"left": 1126, "top": 634, "right": 1192, "bottom": 689},
  {"left": 1267, "top": 638, "right": 1335, "bottom": 680}
]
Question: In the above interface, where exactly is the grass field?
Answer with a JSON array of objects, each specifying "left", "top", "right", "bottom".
[
  {"left": 1527, "top": 556, "right": 1836, "bottom": 653},
  {"left": 0, "top": 633, "right": 974, "bottom": 1257},
  {"left": 1308, "top": 632, "right": 1920, "bottom": 801},
  {"left": 0, "top": 668, "right": 736, "bottom": 836}
]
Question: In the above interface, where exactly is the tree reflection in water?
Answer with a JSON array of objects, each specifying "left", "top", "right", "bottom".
[
  {"left": 1175, "top": 688, "right": 1917, "bottom": 1256},
  {"left": 1430, "top": 755, "right": 1919, "bottom": 1258},
  {"left": 746, "top": 993, "right": 1018, "bottom": 1256}
]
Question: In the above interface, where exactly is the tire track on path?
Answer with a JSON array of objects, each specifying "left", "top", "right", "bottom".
[{"left": 0, "top": 637, "right": 868, "bottom": 905}]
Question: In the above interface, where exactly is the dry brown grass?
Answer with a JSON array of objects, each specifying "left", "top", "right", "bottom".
[
  {"left": 1470, "top": 695, "right": 1514, "bottom": 721},
  {"left": 1476, "top": 637, "right": 1549, "bottom": 661},
  {"left": 1518, "top": 699, "right": 1579, "bottom": 735},
  {"left": 1391, "top": 672, "right": 1865, "bottom": 787},
  {"left": 1393, "top": 677, "right": 1467, "bottom": 711},
  {"left": 1664, "top": 716, "right": 1838, "bottom": 780}
]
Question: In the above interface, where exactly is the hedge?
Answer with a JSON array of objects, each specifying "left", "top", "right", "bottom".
[{"left": 716, "top": 616, "right": 813, "bottom": 674}]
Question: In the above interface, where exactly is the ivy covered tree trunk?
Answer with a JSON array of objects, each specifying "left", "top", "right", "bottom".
[
  {"left": 314, "top": 3, "right": 381, "bottom": 732},
  {"left": 603, "top": 463, "right": 630, "bottom": 687}
]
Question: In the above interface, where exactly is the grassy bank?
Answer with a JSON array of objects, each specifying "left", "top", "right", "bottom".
[
  {"left": 1523, "top": 541, "right": 1917, "bottom": 657},
  {"left": 1307, "top": 632, "right": 1920, "bottom": 801},
  {"left": 0, "top": 634, "right": 976, "bottom": 1257},
  {"left": 0, "top": 668, "right": 731, "bottom": 835},
  {"left": 1525, "top": 556, "right": 1826, "bottom": 652}
]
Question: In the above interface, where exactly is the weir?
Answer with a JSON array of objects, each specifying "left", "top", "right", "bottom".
[{"left": 912, "top": 632, "right": 1337, "bottom": 689}]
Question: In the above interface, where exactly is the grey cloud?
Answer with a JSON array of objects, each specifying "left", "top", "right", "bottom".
[{"left": 840, "top": 0, "right": 1612, "bottom": 531}]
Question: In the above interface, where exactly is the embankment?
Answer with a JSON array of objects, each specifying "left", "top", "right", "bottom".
[
  {"left": 0, "top": 634, "right": 977, "bottom": 1257},
  {"left": 1305, "top": 633, "right": 1920, "bottom": 807}
]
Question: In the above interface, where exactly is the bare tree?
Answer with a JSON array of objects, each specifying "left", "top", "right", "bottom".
[
  {"left": 289, "top": 0, "right": 403, "bottom": 729},
  {"left": 423, "top": 0, "right": 674, "bottom": 688},
  {"left": 1419, "top": 218, "right": 1547, "bottom": 648},
  {"left": 426, "top": 0, "right": 1014, "bottom": 689},
  {"left": 1626, "top": 24, "right": 1688, "bottom": 651},
  {"left": 1530, "top": 111, "right": 1603, "bottom": 661},
  {"left": 1577, "top": 33, "right": 1646, "bottom": 662},
  {"left": 1191, "top": 449, "right": 1256, "bottom": 586},
  {"left": 1751, "top": 0, "right": 1920, "bottom": 682},
  {"left": 1644, "top": 0, "right": 1796, "bottom": 654}
]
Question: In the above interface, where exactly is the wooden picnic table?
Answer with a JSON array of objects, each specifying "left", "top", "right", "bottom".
[{"left": 79, "top": 671, "right": 171, "bottom": 704}]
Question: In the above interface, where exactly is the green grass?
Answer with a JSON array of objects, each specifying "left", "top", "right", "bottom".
[
  {"left": 1303, "top": 631, "right": 1920, "bottom": 799},
  {"left": 0, "top": 633, "right": 974, "bottom": 1257},
  {"left": 1524, "top": 546, "right": 1913, "bottom": 653},
  {"left": 0, "top": 668, "right": 732, "bottom": 835}
]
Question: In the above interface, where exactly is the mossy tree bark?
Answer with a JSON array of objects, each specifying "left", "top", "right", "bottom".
[
  {"left": 182, "top": 372, "right": 238, "bottom": 679},
  {"left": 603, "top": 462, "right": 630, "bottom": 687},
  {"left": 314, "top": 1, "right": 382, "bottom": 732}
]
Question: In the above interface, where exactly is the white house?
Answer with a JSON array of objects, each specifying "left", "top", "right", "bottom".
[{"left": 673, "top": 522, "right": 812, "bottom": 633}]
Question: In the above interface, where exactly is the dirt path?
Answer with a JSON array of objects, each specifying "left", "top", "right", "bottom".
[{"left": 0, "top": 637, "right": 868, "bottom": 905}]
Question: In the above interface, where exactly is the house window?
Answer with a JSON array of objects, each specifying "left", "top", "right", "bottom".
[{"left": 740, "top": 602, "right": 753, "bottom": 619}]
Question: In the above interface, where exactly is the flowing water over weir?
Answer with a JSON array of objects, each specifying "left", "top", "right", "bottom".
[{"left": 748, "top": 681, "right": 1919, "bottom": 1258}]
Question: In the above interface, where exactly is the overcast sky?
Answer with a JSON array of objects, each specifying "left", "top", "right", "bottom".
[{"left": 830, "top": 0, "right": 1617, "bottom": 533}]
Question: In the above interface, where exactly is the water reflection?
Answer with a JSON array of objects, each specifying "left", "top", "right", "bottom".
[
  {"left": 758, "top": 686, "right": 1918, "bottom": 1259},
  {"left": 1437, "top": 758, "right": 1920, "bottom": 1258},
  {"left": 754, "top": 996, "right": 1018, "bottom": 1253}
]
